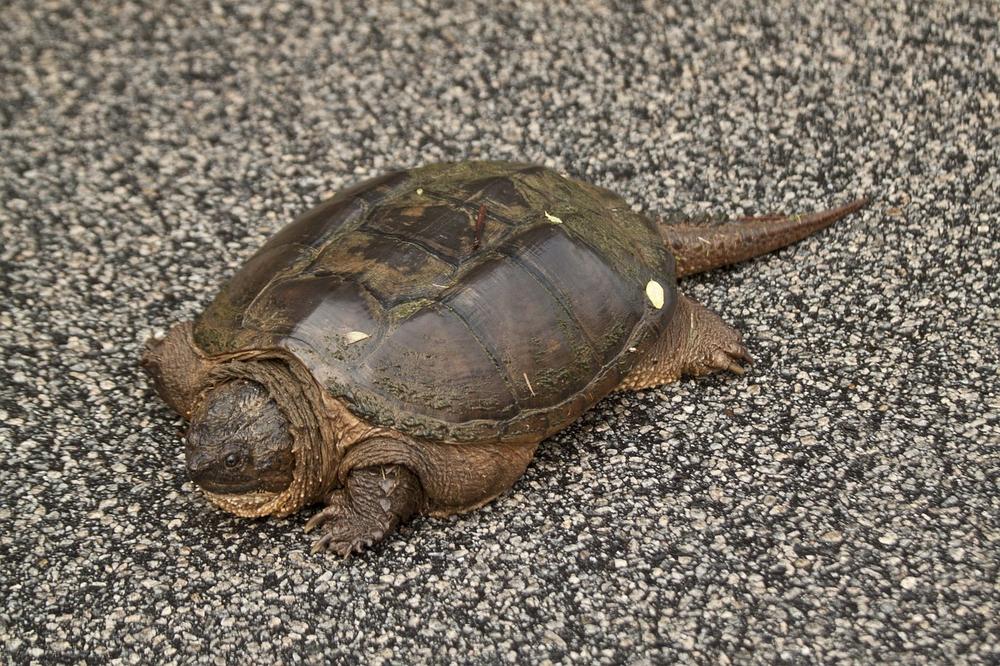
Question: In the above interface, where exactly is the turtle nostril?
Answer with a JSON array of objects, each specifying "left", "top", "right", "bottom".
[{"left": 186, "top": 454, "right": 211, "bottom": 475}]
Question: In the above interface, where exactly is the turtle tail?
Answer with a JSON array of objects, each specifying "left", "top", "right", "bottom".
[{"left": 659, "top": 197, "right": 868, "bottom": 278}]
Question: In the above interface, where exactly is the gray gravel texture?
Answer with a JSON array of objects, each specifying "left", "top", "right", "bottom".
[{"left": 2, "top": 0, "right": 998, "bottom": 663}]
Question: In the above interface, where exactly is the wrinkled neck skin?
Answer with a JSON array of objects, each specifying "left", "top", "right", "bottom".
[{"left": 197, "top": 353, "right": 389, "bottom": 519}]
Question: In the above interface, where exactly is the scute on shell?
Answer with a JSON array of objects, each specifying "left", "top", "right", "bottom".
[{"left": 193, "top": 161, "right": 678, "bottom": 444}]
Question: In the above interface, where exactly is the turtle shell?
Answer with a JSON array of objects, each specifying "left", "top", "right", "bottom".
[{"left": 193, "top": 161, "right": 678, "bottom": 444}]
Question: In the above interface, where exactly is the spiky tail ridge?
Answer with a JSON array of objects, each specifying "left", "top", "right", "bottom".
[{"left": 659, "top": 197, "right": 868, "bottom": 278}]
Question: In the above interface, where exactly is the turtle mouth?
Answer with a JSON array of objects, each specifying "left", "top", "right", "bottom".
[
  {"left": 185, "top": 459, "right": 255, "bottom": 494},
  {"left": 193, "top": 477, "right": 265, "bottom": 495},
  {"left": 187, "top": 464, "right": 292, "bottom": 495}
]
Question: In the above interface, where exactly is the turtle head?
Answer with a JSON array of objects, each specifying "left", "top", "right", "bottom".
[{"left": 186, "top": 380, "right": 295, "bottom": 495}]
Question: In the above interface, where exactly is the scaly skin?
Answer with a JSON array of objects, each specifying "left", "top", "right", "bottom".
[
  {"left": 143, "top": 163, "right": 869, "bottom": 556},
  {"left": 618, "top": 295, "right": 753, "bottom": 391},
  {"left": 660, "top": 198, "right": 868, "bottom": 278},
  {"left": 621, "top": 198, "right": 868, "bottom": 392},
  {"left": 305, "top": 465, "right": 423, "bottom": 557}
]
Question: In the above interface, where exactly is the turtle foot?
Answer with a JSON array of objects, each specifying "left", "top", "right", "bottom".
[
  {"left": 306, "top": 495, "right": 386, "bottom": 557},
  {"left": 696, "top": 329, "right": 753, "bottom": 377},
  {"left": 304, "top": 465, "right": 422, "bottom": 558}
]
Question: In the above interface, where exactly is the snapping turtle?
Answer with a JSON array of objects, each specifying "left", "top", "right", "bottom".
[{"left": 143, "top": 161, "right": 865, "bottom": 555}]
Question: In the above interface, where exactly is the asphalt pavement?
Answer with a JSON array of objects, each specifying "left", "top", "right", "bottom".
[{"left": 1, "top": 1, "right": 997, "bottom": 663}]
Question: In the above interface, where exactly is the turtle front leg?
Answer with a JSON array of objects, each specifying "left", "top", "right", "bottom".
[
  {"left": 305, "top": 465, "right": 423, "bottom": 556},
  {"left": 619, "top": 294, "right": 752, "bottom": 391}
]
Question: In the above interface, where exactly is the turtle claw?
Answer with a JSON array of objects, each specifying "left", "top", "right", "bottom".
[
  {"left": 309, "top": 522, "right": 369, "bottom": 558},
  {"left": 695, "top": 334, "right": 752, "bottom": 378},
  {"left": 310, "top": 532, "right": 334, "bottom": 555},
  {"left": 721, "top": 357, "right": 746, "bottom": 375},
  {"left": 304, "top": 501, "right": 345, "bottom": 533},
  {"left": 305, "top": 465, "right": 421, "bottom": 557},
  {"left": 711, "top": 346, "right": 752, "bottom": 376},
  {"left": 305, "top": 496, "right": 387, "bottom": 557},
  {"left": 710, "top": 326, "right": 752, "bottom": 377}
]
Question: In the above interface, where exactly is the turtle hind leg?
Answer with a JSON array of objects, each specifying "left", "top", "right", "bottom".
[
  {"left": 306, "top": 465, "right": 423, "bottom": 557},
  {"left": 618, "top": 294, "right": 751, "bottom": 391}
]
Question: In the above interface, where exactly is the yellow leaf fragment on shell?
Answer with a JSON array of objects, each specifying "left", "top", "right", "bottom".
[
  {"left": 344, "top": 331, "right": 370, "bottom": 344},
  {"left": 645, "top": 280, "right": 665, "bottom": 309},
  {"left": 544, "top": 211, "right": 563, "bottom": 224}
]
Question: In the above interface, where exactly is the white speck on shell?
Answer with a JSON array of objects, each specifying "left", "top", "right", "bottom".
[
  {"left": 544, "top": 211, "right": 563, "bottom": 224},
  {"left": 645, "top": 280, "right": 665, "bottom": 309},
  {"left": 416, "top": 188, "right": 423, "bottom": 195},
  {"left": 344, "top": 331, "right": 370, "bottom": 344}
]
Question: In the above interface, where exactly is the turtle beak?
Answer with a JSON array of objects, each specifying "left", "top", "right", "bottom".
[{"left": 185, "top": 452, "right": 216, "bottom": 485}]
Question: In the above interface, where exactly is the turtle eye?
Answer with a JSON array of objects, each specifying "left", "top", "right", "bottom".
[{"left": 224, "top": 453, "right": 240, "bottom": 468}]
